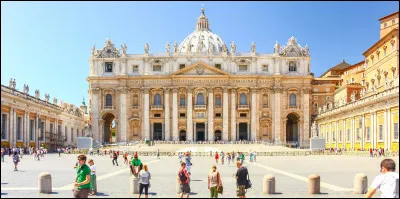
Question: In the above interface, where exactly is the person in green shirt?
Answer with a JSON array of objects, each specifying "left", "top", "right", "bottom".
[
  {"left": 239, "top": 152, "right": 245, "bottom": 164},
  {"left": 131, "top": 153, "right": 142, "bottom": 177},
  {"left": 73, "top": 154, "right": 91, "bottom": 198}
]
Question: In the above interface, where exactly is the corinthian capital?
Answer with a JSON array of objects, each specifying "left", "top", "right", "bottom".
[
  {"left": 250, "top": 87, "right": 258, "bottom": 93},
  {"left": 163, "top": 87, "right": 171, "bottom": 93},
  {"left": 186, "top": 87, "right": 193, "bottom": 93},
  {"left": 117, "top": 87, "right": 127, "bottom": 93},
  {"left": 230, "top": 87, "right": 237, "bottom": 94},
  {"left": 207, "top": 87, "right": 214, "bottom": 93},
  {"left": 91, "top": 88, "right": 100, "bottom": 94},
  {"left": 171, "top": 87, "right": 179, "bottom": 93},
  {"left": 303, "top": 87, "right": 311, "bottom": 94},
  {"left": 222, "top": 86, "right": 230, "bottom": 93},
  {"left": 142, "top": 87, "right": 150, "bottom": 94},
  {"left": 273, "top": 87, "right": 282, "bottom": 94}
]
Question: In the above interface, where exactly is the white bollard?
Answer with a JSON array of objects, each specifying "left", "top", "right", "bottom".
[
  {"left": 263, "top": 175, "right": 275, "bottom": 194},
  {"left": 38, "top": 172, "right": 52, "bottom": 194},
  {"left": 129, "top": 175, "right": 139, "bottom": 194},
  {"left": 308, "top": 174, "right": 320, "bottom": 194},
  {"left": 354, "top": 173, "right": 368, "bottom": 194}
]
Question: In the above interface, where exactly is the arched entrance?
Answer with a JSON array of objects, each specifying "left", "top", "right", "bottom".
[
  {"left": 286, "top": 113, "right": 299, "bottom": 144},
  {"left": 103, "top": 113, "right": 116, "bottom": 144},
  {"left": 179, "top": 130, "right": 186, "bottom": 141},
  {"left": 215, "top": 130, "right": 222, "bottom": 141}
]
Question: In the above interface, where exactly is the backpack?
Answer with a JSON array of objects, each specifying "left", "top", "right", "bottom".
[{"left": 179, "top": 170, "right": 187, "bottom": 183}]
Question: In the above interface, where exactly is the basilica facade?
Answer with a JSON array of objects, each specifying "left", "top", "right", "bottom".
[{"left": 88, "top": 8, "right": 314, "bottom": 147}]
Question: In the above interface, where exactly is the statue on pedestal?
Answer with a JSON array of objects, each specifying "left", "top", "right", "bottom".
[
  {"left": 121, "top": 43, "right": 127, "bottom": 55},
  {"left": 251, "top": 42, "right": 256, "bottom": 53},
  {"left": 222, "top": 43, "right": 228, "bottom": 53},
  {"left": 311, "top": 121, "right": 319, "bottom": 137},
  {"left": 173, "top": 42, "right": 178, "bottom": 53},
  {"left": 84, "top": 122, "right": 91, "bottom": 137},
  {"left": 23, "top": 84, "right": 29, "bottom": 94},
  {"left": 231, "top": 41, "right": 236, "bottom": 54},
  {"left": 144, "top": 43, "right": 149, "bottom": 54},
  {"left": 165, "top": 42, "right": 170, "bottom": 53},
  {"left": 274, "top": 41, "right": 280, "bottom": 54}
]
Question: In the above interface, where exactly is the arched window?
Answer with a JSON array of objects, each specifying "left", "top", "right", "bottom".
[
  {"left": 197, "top": 93, "right": 204, "bottom": 105},
  {"left": 289, "top": 94, "right": 296, "bottom": 106},
  {"left": 153, "top": 93, "right": 161, "bottom": 105},
  {"left": 105, "top": 94, "right": 112, "bottom": 106},
  {"left": 289, "top": 61, "right": 297, "bottom": 71},
  {"left": 313, "top": 102, "right": 318, "bottom": 110},
  {"left": 263, "top": 94, "right": 268, "bottom": 106},
  {"left": 132, "top": 94, "right": 138, "bottom": 106},
  {"left": 240, "top": 93, "right": 247, "bottom": 105}
]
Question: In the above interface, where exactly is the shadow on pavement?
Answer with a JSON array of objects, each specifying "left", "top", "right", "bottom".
[
  {"left": 1, "top": 183, "right": 8, "bottom": 185},
  {"left": 1, "top": 193, "right": 8, "bottom": 196},
  {"left": 148, "top": 192, "right": 157, "bottom": 196},
  {"left": 189, "top": 192, "right": 198, "bottom": 195},
  {"left": 95, "top": 192, "right": 109, "bottom": 196}
]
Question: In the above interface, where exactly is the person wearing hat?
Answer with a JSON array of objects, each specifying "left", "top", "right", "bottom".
[
  {"left": 131, "top": 153, "right": 142, "bottom": 177},
  {"left": 208, "top": 165, "right": 222, "bottom": 198}
]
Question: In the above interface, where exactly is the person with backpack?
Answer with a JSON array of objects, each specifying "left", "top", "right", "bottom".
[
  {"left": 235, "top": 161, "right": 249, "bottom": 198},
  {"left": 138, "top": 164, "right": 151, "bottom": 198},
  {"left": 112, "top": 152, "right": 118, "bottom": 166},
  {"left": 208, "top": 165, "right": 223, "bottom": 198},
  {"left": 178, "top": 161, "right": 191, "bottom": 198}
]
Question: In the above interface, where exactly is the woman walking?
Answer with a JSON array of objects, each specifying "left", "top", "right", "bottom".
[
  {"left": 208, "top": 165, "right": 222, "bottom": 198},
  {"left": 215, "top": 152, "right": 219, "bottom": 164},
  {"left": 227, "top": 153, "right": 231, "bottom": 166},
  {"left": 124, "top": 152, "right": 129, "bottom": 165},
  {"left": 138, "top": 164, "right": 151, "bottom": 198},
  {"left": 13, "top": 151, "right": 20, "bottom": 171},
  {"left": 88, "top": 159, "right": 97, "bottom": 196}
]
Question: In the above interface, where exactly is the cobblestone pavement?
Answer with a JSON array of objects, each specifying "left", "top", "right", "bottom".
[{"left": 1, "top": 153, "right": 398, "bottom": 198}]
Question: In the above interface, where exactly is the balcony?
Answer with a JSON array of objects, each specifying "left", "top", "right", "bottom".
[
  {"left": 288, "top": 105, "right": 298, "bottom": 109},
  {"left": 215, "top": 105, "right": 222, "bottom": 108},
  {"left": 104, "top": 105, "right": 114, "bottom": 110},
  {"left": 132, "top": 105, "right": 140, "bottom": 109},
  {"left": 194, "top": 105, "right": 206, "bottom": 110},
  {"left": 263, "top": 104, "right": 269, "bottom": 109},
  {"left": 151, "top": 105, "right": 163, "bottom": 110},
  {"left": 237, "top": 105, "right": 250, "bottom": 110},
  {"left": 179, "top": 105, "right": 186, "bottom": 109}
]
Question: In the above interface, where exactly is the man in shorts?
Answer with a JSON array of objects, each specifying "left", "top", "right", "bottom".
[
  {"left": 235, "top": 161, "right": 248, "bottom": 198},
  {"left": 178, "top": 162, "right": 190, "bottom": 198},
  {"left": 131, "top": 153, "right": 142, "bottom": 176},
  {"left": 364, "top": 158, "right": 399, "bottom": 198}
]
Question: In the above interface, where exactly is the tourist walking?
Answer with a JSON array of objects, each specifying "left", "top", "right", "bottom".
[
  {"left": 13, "top": 151, "right": 20, "bottom": 171},
  {"left": 220, "top": 151, "right": 225, "bottom": 165},
  {"left": 215, "top": 152, "right": 219, "bottom": 164},
  {"left": 88, "top": 159, "right": 97, "bottom": 196},
  {"left": 235, "top": 161, "right": 249, "bottom": 198},
  {"left": 227, "top": 153, "right": 231, "bottom": 166},
  {"left": 208, "top": 165, "right": 223, "bottom": 198},
  {"left": 112, "top": 152, "right": 119, "bottom": 166},
  {"left": 124, "top": 152, "right": 129, "bottom": 165},
  {"left": 1, "top": 147, "right": 4, "bottom": 162},
  {"left": 73, "top": 154, "right": 91, "bottom": 198},
  {"left": 58, "top": 148, "right": 62, "bottom": 157},
  {"left": 131, "top": 153, "right": 142, "bottom": 176},
  {"left": 253, "top": 151, "right": 257, "bottom": 162},
  {"left": 239, "top": 152, "right": 245, "bottom": 164},
  {"left": 138, "top": 164, "right": 151, "bottom": 198},
  {"left": 157, "top": 149, "right": 160, "bottom": 159},
  {"left": 185, "top": 152, "right": 193, "bottom": 175},
  {"left": 231, "top": 152, "right": 235, "bottom": 162},
  {"left": 364, "top": 158, "right": 399, "bottom": 198},
  {"left": 178, "top": 161, "right": 191, "bottom": 198},
  {"left": 249, "top": 151, "right": 254, "bottom": 163}
]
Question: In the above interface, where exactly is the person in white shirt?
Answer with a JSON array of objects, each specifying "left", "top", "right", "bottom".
[
  {"left": 138, "top": 164, "right": 151, "bottom": 198},
  {"left": 365, "top": 158, "right": 399, "bottom": 198},
  {"left": 88, "top": 159, "right": 97, "bottom": 196}
]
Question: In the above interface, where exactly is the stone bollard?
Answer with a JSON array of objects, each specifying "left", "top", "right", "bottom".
[
  {"left": 308, "top": 174, "right": 320, "bottom": 194},
  {"left": 354, "top": 173, "right": 368, "bottom": 194},
  {"left": 129, "top": 175, "right": 139, "bottom": 194},
  {"left": 38, "top": 172, "right": 52, "bottom": 194},
  {"left": 263, "top": 175, "right": 275, "bottom": 194},
  {"left": 176, "top": 176, "right": 182, "bottom": 194}
]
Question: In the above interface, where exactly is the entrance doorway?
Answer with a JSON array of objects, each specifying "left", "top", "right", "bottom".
[
  {"left": 103, "top": 113, "right": 116, "bottom": 144},
  {"left": 215, "top": 130, "right": 222, "bottom": 141},
  {"left": 196, "top": 123, "right": 205, "bottom": 141},
  {"left": 179, "top": 130, "right": 186, "bottom": 141},
  {"left": 238, "top": 123, "right": 248, "bottom": 140},
  {"left": 286, "top": 113, "right": 299, "bottom": 143},
  {"left": 153, "top": 123, "right": 162, "bottom": 140}
]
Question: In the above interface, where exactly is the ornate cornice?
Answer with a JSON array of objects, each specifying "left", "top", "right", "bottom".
[{"left": 250, "top": 87, "right": 258, "bottom": 93}]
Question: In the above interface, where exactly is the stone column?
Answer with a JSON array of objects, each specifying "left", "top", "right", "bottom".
[
  {"left": 247, "top": 122, "right": 250, "bottom": 140},
  {"left": 207, "top": 87, "right": 214, "bottom": 141},
  {"left": 342, "top": 119, "right": 346, "bottom": 147},
  {"left": 118, "top": 87, "right": 127, "bottom": 142},
  {"left": 172, "top": 88, "right": 178, "bottom": 141},
  {"left": 91, "top": 88, "right": 100, "bottom": 142},
  {"left": 236, "top": 123, "right": 239, "bottom": 141},
  {"left": 143, "top": 88, "right": 150, "bottom": 140},
  {"left": 205, "top": 122, "right": 208, "bottom": 141},
  {"left": 387, "top": 109, "right": 391, "bottom": 151},
  {"left": 193, "top": 122, "right": 197, "bottom": 141},
  {"left": 230, "top": 88, "right": 237, "bottom": 141},
  {"left": 186, "top": 88, "right": 193, "bottom": 141},
  {"left": 383, "top": 109, "right": 387, "bottom": 151},
  {"left": 164, "top": 88, "right": 170, "bottom": 141},
  {"left": 99, "top": 119, "right": 105, "bottom": 143},
  {"left": 222, "top": 87, "right": 229, "bottom": 141},
  {"left": 351, "top": 117, "right": 355, "bottom": 150},
  {"left": 371, "top": 112, "right": 376, "bottom": 149},
  {"left": 302, "top": 88, "right": 310, "bottom": 147},
  {"left": 24, "top": 111, "right": 29, "bottom": 147},
  {"left": 250, "top": 87, "right": 257, "bottom": 141},
  {"left": 273, "top": 88, "right": 282, "bottom": 144}
]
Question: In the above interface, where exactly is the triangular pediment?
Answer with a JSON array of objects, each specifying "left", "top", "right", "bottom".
[{"left": 171, "top": 61, "right": 230, "bottom": 76}]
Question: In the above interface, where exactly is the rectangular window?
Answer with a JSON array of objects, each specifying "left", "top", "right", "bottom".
[
  {"left": 58, "top": 125, "right": 61, "bottom": 135},
  {"left": 366, "top": 127, "right": 371, "bottom": 140},
  {"left": 215, "top": 113, "right": 221, "bottom": 118},
  {"left": 179, "top": 113, "right": 185, "bottom": 118},
  {"left": 179, "top": 64, "right": 185, "bottom": 69},
  {"left": 351, "top": 78, "right": 354, "bottom": 83},
  {"left": 356, "top": 128, "right": 360, "bottom": 141},
  {"left": 214, "top": 64, "right": 221, "bottom": 69},
  {"left": 240, "top": 113, "right": 247, "bottom": 117},
  {"left": 154, "top": 114, "right": 161, "bottom": 118},
  {"left": 41, "top": 122, "right": 45, "bottom": 141},
  {"left": 239, "top": 65, "right": 247, "bottom": 71},
  {"left": 379, "top": 125, "right": 383, "bottom": 140},
  {"left": 132, "top": 65, "right": 139, "bottom": 72},
  {"left": 339, "top": 130, "right": 342, "bottom": 141},
  {"left": 394, "top": 123, "right": 399, "bottom": 140},
  {"left": 215, "top": 97, "right": 221, "bottom": 106},
  {"left": 17, "top": 117, "right": 22, "bottom": 140},
  {"left": 1, "top": 114, "right": 7, "bottom": 139},
  {"left": 153, "top": 65, "right": 162, "bottom": 72},
  {"left": 180, "top": 97, "right": 185, "bottom": 106},
  {"left": 30, "top": 119, "right": 34, "bottom": 141},
  {"left": 50, "top": 123, "right": 54, "bottom": 134},
  {"left": 65, "top": 126, "right": 68, "bottom": 141},
  {"left": 105, "top": 62, "right": 113, "bottom": 72},
  {"left": 262, "top": 64, "right": 268, "bottom": 71},
  {"left": 347, "top": 129, "right": 350, "bottom": 142}
]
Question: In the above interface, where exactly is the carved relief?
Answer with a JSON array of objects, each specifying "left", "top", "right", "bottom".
[{"left": 95, "top": 38, "right": 121, "bottom": 58}]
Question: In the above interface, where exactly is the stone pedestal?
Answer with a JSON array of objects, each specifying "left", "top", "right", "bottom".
[
  {"left": 129, "top": 176, "right": 139, "bottom": 194},
  {"left": 310, "top": 137, "right": 326, "bottom": 150},
  {"left": 263, "top": 175, "right": 275, "bottom": 194},
  {"left": 38, "top": 172, "right": 52, "bottom": 194}
]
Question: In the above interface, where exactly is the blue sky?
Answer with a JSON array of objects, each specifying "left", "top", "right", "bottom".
[{"left": 1, "top": 2, "right": 398, "bottom": 106}]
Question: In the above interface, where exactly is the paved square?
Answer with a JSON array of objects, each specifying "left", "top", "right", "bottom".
[{"left": 1, "top": 153, "right": 399, "bottom": 198}]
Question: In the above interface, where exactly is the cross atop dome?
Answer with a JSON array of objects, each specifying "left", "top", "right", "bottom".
[{"left": 196, "top": 7, "right": 210, "bottom": 31}]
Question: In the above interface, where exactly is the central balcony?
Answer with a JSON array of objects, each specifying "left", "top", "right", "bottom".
[
  {"left": 237, "top": 105, "right": 250, "bottom": 110},
  {"left": 104, "top": 105, "right": 115, "bottom": 110},
  {"left": 194, "top": 105, "right": 206, "bottom": 110},
  {"left": 151, "top": 105, "right": 163, "bottom": 110},
  {"left": 132, "top": 105, "right": 140, "bottom": 109}
]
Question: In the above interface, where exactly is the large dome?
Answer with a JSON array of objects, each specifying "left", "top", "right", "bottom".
[{"left": 178, "top": 8, "right": 227, "bottom": 54}]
